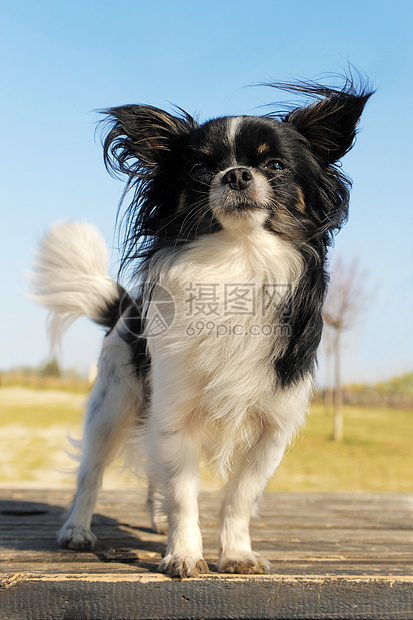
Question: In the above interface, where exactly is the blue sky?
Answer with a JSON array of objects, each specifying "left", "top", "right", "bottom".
[{"left": 1, "top": 0, "right": 412, "bottom": 384}]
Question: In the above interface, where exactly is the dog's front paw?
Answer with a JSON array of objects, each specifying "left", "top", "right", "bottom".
[
  {"left": 58, "top": 524, "right": 97, "bottom": 550},
  {"left": 217, "top": 551, "right": 270, "bottom": 574},
  {"left": 159, "top": 553, "right": 209, "bottom": 578}
]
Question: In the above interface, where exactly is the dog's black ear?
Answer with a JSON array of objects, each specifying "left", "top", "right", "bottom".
[
  {"left": 102, "top": 105, "right": 197, "bottom": 176},
  {"left": 281, "top": 80, "right": 373, "bottom": 164}
]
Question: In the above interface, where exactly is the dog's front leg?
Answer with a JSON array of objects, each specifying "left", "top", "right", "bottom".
[
  {"left": 217, "top": 430, "right": 286, "bottom": 574},
  {"left": 155, "top": 425, "right": 208, "bottom": 578}
]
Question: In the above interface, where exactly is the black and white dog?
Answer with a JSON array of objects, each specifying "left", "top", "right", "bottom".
[{"left": 31, "top": 76, "right": 372, "bottom": 577}]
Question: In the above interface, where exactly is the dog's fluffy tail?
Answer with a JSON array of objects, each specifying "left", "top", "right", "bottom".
[{"left": 30, "top": 221, "right": 124, "bottom": 349}]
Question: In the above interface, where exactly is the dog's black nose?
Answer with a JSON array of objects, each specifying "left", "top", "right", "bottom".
[{"left": 222, "top": 167, "right": 253, "bottom": 191}]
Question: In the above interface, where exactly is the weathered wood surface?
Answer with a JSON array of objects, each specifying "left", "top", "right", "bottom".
[{"left": 0, "top": 490, "right": 412, "bottom": 619}]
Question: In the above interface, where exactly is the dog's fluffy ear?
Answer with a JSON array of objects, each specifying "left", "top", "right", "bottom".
[
  {"left": 102, "top": 105, "right": 197, "bottom": 176},
  {"left": 281, "top": 81, "right": 373, "bottom": 164}
]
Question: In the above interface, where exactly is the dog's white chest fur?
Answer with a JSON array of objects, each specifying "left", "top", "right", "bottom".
[
  {"left": 147, "top": 227, "right": 304, "bottom": 460},
  {"left": 152, "top": 226, "right": 302, "bottom": 346}
]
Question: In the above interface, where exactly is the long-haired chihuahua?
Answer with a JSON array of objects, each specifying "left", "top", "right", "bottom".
[{"left": 31, "top": 74, "right": 372, "bottom": 577}]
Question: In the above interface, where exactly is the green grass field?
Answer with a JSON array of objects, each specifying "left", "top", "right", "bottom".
[
  {"left": 1, "top": 387, "right": 412, "bottom": 492},
  {"left": 270, "top": 404, "right": 413, "bottom": 492}
]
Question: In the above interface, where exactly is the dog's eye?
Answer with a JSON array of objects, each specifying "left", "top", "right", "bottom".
[
  {"left": 192, "top": 164, "right": 213, "bottom": 178},
  {"left": 263, "top": 160, "right": 285, "bottom": 172}
]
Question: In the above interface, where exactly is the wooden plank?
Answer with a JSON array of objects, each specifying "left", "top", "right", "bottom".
[
  {"left": 1, "top": 490, "right": 412, "bottom": 619},
  {"left": 2, "top": 573, "right": 413, "bottom": 619}
]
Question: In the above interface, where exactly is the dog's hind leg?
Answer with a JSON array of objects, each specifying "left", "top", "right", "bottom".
[
  {"left": 146, "top": 475, "right": 168, "bottom": 534},
  {"left": 59, "top": 331, "right": 138, "bottom": 550}
]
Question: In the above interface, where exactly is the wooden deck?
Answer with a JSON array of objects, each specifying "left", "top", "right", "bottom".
[{"left": 0, "top": 490, "right": 412, "bottom": 619}]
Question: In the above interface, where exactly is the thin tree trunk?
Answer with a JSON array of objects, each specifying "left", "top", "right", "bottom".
[
  {"left": 333, "top": 329, "right": 343, "bottom": 442},
  {"left": 324, "top": 341, "right": 333, "bottom": 413},
  {"left": 324, "top": 386, "right": 334, "bottom": 414}
]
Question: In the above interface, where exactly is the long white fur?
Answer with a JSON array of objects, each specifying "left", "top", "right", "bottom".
[{"left": 30, "top": 221, "right": 119, "bottom": 349}]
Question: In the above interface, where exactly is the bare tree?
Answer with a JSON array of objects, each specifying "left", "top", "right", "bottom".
[{"left": 323, "top": 256, "right": 368, "bottom": 441}]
